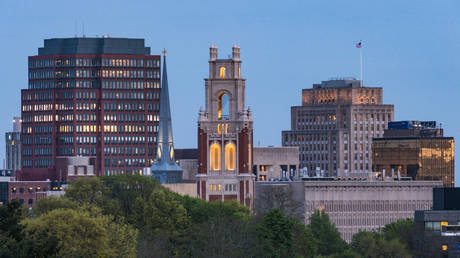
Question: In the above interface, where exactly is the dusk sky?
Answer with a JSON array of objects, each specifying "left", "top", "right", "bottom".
[{"left": 1, "top": 1, "right": 458, "bottom": 184}]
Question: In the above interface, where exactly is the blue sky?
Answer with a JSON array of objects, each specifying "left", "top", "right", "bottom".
[{"left": 1, "top": 0, "right": 458, "bottom": 184}]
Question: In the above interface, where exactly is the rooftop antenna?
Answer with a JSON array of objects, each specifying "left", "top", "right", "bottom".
[
  {"left": 74, "top": 20, "right": 78, "bottom": 37},
  {"left": 82, "top": 21, "right": 86, "bottom": 38}
]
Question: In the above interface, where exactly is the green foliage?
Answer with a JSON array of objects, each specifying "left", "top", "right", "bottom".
[
  {"left": 22, "top": 208, "right": 137, "bottom": 258},
  {"left": 256, "top": 208, "right": 317, "bottom": 258},
  {"left": 33, "top": 197, "right": 78, "bottom": 217},
  {"left": 381, "top": 218, "right": 413, "bottom": 249},
  {"left": 0, "top": 176, "right": 414, "bottom": 257},
  {"left": 307, "top": 210, "right": 347, "bottom": 256},
  {"left": 350, "top": 230, "right": 411, "bottom": 258}
]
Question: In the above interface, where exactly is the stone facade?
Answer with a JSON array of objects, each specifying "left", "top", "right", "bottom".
[
  {"left": 253, "top": 146, "right": 299, "bottom": 180},
  {"left": 282, "top": 79, "right": 394, "bottom": 176},
  {"left": 196, "top": 45, "right": 255, "bottom": 208},
  {"left": 256, "top": 179, "right": 442, "bottom": 242}
]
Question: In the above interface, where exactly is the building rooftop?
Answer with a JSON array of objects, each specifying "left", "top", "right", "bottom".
[
  {"left": 38, "top": 37, "right": 151, "bottom": 55},
  {"left": 312, "top": 78, "right": 362, "bottom": 89}
]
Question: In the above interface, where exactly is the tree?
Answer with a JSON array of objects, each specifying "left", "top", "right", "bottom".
[
  {"left": 255, "top": 184, "right": 304, "bottom": 221},
  {"left": 136, "top": 190, "right": 190, "bottom": 257},
  {"left": 350, "top": 230, "right": 411, "bottom": 258},
  {"left": 381, "top": 218, "right": 413, "bottom": 249},
  {"left": 22, "top": 208, "right": 137, "bottom": 258},
  {"left": 33, "top": 197, "right": 78, "bottom": 217},
  {"left": 256, "top": 208, "right": 317, "bottom": 258},
  {"left": 307, "top": 210, "right": 347, "bottom": 256}
]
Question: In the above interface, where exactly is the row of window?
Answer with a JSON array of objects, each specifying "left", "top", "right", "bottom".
[
  {"left": 22, "top": 159, "right": 52, "bottom": 168},
  {"left": 209, "top": 184, "right": 238, "bottom": 192},
  {"left": 104, "top": 158, "right": 148, "bottom": 167},
  {"left": 11, "top": 186, "right": 46, "bottom": 193},
  {"left": 104, "top": 147, "right": 146, "bottom": 155},
  {"left": 28, "top": 80, "right": 101, "bottom": 89},
  {"left": 29, "top": 58, "right": 159, "bottom": 68},
  {"left": 102, "top": 91, "right": 154, "bottom": 100},
  {"left": 102, "top": 80, "right": 160, "bottom": 89},
  {"left": 22, "top": 126, "right": 52, "bottom": 134},
  {"left": 103, "top": 136, "right": 155, "bottom": 145},
  {"left": 209, "top": 142, "right": 236, "bottom": 171}
]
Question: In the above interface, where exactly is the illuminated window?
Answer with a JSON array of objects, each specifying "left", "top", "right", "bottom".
[
  {"left": 210, "top": 143, "right": 221, "bottom": 171},
  {"left": 218, "top": 93, "right": 229, "bottom": 120},
  {"left": 220, "top": 67, "right": 226, "bottom": 78},
  {"left": 442, "top": 244, "right": 448, "bottom": 251},
  {"left": 225, "top": 143, "right": 236, "bottom": 171}
]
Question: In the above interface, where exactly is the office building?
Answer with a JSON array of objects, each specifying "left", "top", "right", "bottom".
[
  {"left": 5, "top": 117, "right": 21, "bottom": 171},
  {"left": 196, "top": 45, "right": 255, "bottom": 207},
  {"left": 372, "top": 121, "right": 455, "bottom": 186},
  {"left": 282, "top": 79, "right": 394, "bottom": 176},
  {"left": 413, "top": 188, "right": 460, "bottom": 258},
  {"left": 256, "top": 178, "right": 442, "bottom": 242},
  {"left": 20, "top": 37, "right": 161, "bottom": 180}
]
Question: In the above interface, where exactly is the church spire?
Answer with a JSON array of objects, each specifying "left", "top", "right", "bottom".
[{"left": 150, "top": 49, "right": 183, "bottom": 183}]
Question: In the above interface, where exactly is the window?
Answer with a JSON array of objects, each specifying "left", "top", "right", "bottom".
[
  {"left": 225, "top": 142, "right": 236, "bottom": 171},
  {"left": 218, "top": 93, "right": 229, "bottom": 120},
  {"left": 219, "top": 67, "right": 226, "bottom": 78},
  {"left": 210, "top": 143, "right": 221, "bottom": 171}
]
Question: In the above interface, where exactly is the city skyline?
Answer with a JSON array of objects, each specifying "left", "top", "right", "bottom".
[{"left": 0, "top": 0, "right": 458, "bottom": 184}]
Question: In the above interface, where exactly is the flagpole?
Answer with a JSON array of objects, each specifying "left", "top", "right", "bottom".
[{"left": 360, "top": 46, "right": 363, "bottom": 87}]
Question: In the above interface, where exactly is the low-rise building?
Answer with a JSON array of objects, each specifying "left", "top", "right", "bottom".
[
  {"left": 253, "top": 146, "right": 299, "bottom": 181},
  {"left": 413, "top": 188, "right": 460, "bottom": 258},
  {"left": 256, "top": 178, "right": 442, "bottom": 242}
]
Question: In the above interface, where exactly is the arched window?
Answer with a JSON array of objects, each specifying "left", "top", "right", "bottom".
[
  {"left": 210, "top": 143, "right": 221, "bottom": 171},
  {"left": 218, "top": 93, "right": 229, "bottom": 120},
  {"left": 220, "top": 67, "right": 226, "bottom": 78},
  {"left": 225, "top": 142, "right": 236, "bottom": 171}
]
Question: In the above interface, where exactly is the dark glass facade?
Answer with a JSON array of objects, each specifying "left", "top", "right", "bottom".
[
  {"left": 372, "top": 121, "right": 455, "bottom": 187},
  {"left": 21, "top": 38, "right": 161, "bottom": 180}
]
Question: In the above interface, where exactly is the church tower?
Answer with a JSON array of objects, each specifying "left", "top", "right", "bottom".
[{"left": 197, "top": 45, "right": 255, "bottom": 208}]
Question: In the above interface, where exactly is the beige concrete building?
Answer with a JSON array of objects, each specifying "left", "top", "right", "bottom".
[
  {"left": 253, "top": 146, "right": 299, "bottom": 181},
  {"left": 282, "top": 79, "right": 394, "bottom": 176},
  {"left": 256, "top": 179, "right": 442, "bottom": 242}
]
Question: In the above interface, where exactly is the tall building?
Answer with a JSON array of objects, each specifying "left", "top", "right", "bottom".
[
  {"left": 20, "top": 37, "right": 161, "bottom": 180},
  {"left": 196, "top": 45, "right": 255, "bottom": 207},
  {"left": 150, "top": 51, "right": 183, "bottom": 183},
  {"left": 372, "top": 121, "right": 455, "bottom": 186},
  {"left": 282, "top": 79, "right": 394, "bottom": 176},
  {"left": 5, "top": 117, "right": 21, "bottom": 171}
]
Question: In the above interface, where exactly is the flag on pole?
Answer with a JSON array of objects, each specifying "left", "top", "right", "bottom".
[{"left": 356, "top": 41, "right": 362, "bottom": 48}]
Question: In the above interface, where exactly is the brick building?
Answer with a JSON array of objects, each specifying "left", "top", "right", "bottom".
[
  {"left": 20, "top": 37, "right": 161, "bottom": 180},
  {"left": 196, "top": 45, "right": 255, "bottom": 207}
]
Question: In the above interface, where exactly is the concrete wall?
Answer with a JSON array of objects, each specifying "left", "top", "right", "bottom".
[
  {"left": 163, "top": 183, "right": 198, "bottom": 198},
  {"left": 253, "top": 147, "right": 299, "bottom": 180},
  {"left": 255, "top": 180, "right": 443, "bottom": 242}
]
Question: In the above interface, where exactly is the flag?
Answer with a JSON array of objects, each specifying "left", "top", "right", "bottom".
[{"left": 356, "top": 41, "right": 362, "bottom": 48}]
